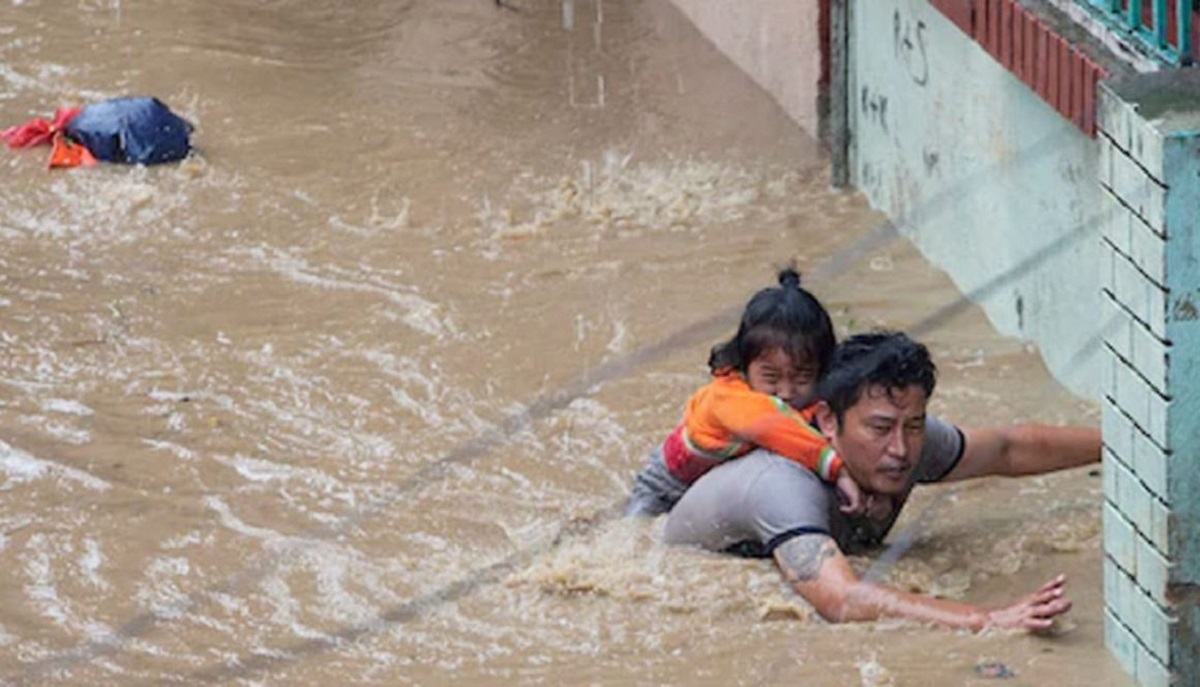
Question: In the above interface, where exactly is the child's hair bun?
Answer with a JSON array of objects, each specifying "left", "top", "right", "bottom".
[{"left": 777, "top": 267, "right": 803, "bottom": 289}]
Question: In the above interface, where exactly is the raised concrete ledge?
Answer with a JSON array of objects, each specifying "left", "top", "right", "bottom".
[
  {"left": 1104, "top": 69, "right": 1200, "bottom": 136},
  {"left": 666, "top": 0, "right": 823, "bottom": 139}
]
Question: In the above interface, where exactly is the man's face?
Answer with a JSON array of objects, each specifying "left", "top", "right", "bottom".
[{"left": 816, "top": 384, "right": 928, "bottom": 495}]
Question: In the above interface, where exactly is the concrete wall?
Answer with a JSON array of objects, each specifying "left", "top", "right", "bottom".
[
  {"left": 848, "top": 0, "right": 1104, "bottom": 398},
  {"left": 1098, "top": 70, "right": 1200, "bottom": 687},
  {"left": 668, "top": 0, "right": 1110, "bottom": 397},
  {"left": 666, "top": 0, "right": 823, "bottom": 138}
]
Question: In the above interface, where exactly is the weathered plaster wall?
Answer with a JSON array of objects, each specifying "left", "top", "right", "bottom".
[
  {"left": 666, "top": 0, "right": 823, "bottom": 137},
  {"left": 849, "top": 0, "right": 1103, "bottom": 398}
]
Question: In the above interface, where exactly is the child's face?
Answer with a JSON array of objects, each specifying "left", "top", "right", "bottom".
[{"left": 745, "top": 348, "right": 818, "bottom": 410}]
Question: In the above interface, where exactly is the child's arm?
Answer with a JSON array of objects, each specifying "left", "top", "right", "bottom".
[
  {"left": 703, "top": 385, "right": 844, "bottom": 482},
  {"left": 835, "top": 471, "right": 866, "bottom": 515}
]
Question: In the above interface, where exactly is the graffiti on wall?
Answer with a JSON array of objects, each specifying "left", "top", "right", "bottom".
[
  {"left": 893, "top": 9, "right": 929, "bottom": 87},
  {"left": 856, "top": 2, "right": 947, "bottom": 197},
  {"left": 861, "top": 85, "right": 889, "bottom": 133},
  {"left": 923, "top": 148, "right": 940, "bottom": 176}
]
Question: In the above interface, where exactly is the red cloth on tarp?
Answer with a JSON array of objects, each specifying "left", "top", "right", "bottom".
[
  {"left": 1, "top": 108, "right": 80, "bottom": 147},
  {"left": 1, "top": 107, "right": 97, "bottom": 168},
  {"left": 48, "top": 135, "right": 97, "bottom": 168}
]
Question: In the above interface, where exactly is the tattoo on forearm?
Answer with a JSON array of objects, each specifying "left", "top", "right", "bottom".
[{"left": 776, "top": 535, "right": 837, "bottom": 582}]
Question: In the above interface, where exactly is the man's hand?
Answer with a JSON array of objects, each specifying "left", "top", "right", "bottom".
[{"left": 985, "top": 574, "right": 1072, "bottom": 631}]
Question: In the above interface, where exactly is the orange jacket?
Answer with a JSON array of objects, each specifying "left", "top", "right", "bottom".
[{"left": 662, "top": 372, "right": 841, "bottom": 484}]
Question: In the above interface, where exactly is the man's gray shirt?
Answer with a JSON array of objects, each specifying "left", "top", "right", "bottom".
[{"left": 662, "top": 416, "right": 964, "bottom": 556}]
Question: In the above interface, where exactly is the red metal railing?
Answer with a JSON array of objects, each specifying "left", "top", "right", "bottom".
[{"left": 929, "top": 0, "right": 1112, "bottom": 136}]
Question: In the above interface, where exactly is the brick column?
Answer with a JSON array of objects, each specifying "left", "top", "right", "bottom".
[{"left": 1098, "top": 70, "right": 1200, "bottom": 687}]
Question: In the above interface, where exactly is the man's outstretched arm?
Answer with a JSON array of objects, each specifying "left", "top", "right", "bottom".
[
  {"left": 773, "top": 533, "right": 1071, "bottom": 631},
  {"left": 943, "top": 424, "right": 1100, "bottom": 482}
]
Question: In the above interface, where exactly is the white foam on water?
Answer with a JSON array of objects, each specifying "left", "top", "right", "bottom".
[
  {"left": 22, "top": 534, "right": 72, "bottom": 629},
  {"left": 3, "top": 174, "right": 168, "bottom": 245},
  {"left": 270, "top": 541, "right": 389, "bottom": 629},
  {"left": 404, "top": 531, "right": 450, "bottom": 553},
  {"left": 261, "top": 566, "right": 434, "bottom": 657},
  {"left": 146, "top": 389, "right": 203, "bottom": 403},
  {"left": 479, "top": 153, "right": 784, "bottom": 241},
  {"left": 161, "top": 530, "right": 211, "bottom": 550},
  {"left": 185, "top": 600, "right": 238, "bottom": 635},
  {"left": 327, "top": 193, "right": 411, "bottom": 237},
  {"left": 0, "top": 439, "right": 110, "bottom": 491},
  {"left": 235, "top": 244, "right": 454, "bottom": 339},
  {"left": 349, "top": 348, "right": 476, "bottom": 434},
  {"left": 232, "top": 397, "right": 391, "bottom": 487},
  {"left": 259, "top": 575, "right": 331, "bottom": 641},
  {"left": 858, "top": 656, "right": 896, "bottom": 686},
  {"left": 0, "top": 375, "right": 53, "bottom": 397},
  {"left": 20, "top": 416, "right": 90, "bottom": 445},
  {"left": 3, "top": 340, "right": 142, "bottom": 400},
  {"left": 134, "top": 556, "right": 193, "bottom": 621},
  {"left": 604, "top": 312, "right": 629, "bottom": 355},
  {"left": 341, "top": 433, "right": 396, "bottom": 468},
  {"left": 197, "top": 498, "right": 424, "bottom": 639},
  {"left": 41, "top": 399, "right": 94, "bottom": 416},
  {"left": 141, "top": 439, "right": 197, "bottom": 462},
  {"left": 387, "top": 378, "right": 446, "bottom": 429},
  {"left": 233, "top": 344, "right": 429, "bottom": 479},
  {"left": 541, "top": 396, "right": 634, "bottom": 493},
  {"left": 164, "top": 412, "right": 185, "bottom": 433},
  {"left": 215, "top": 453, "right": 351, "bottom": 503},
  {"left": 0, "top": 61, "right": 55, "bottom": 97},
  {"left": 78, "top": 538, "right": 108, "bottom": 591},
  {"left": 204, "top": 496, "right": 285, "bottom": 542}
]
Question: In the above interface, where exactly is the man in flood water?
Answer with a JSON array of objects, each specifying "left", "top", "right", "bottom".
[{"left": 663, "top": 330, "right": 1099, "bottom": 631}]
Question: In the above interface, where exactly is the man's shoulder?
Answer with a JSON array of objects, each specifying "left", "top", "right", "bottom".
[
  {"left": 663, "top": 449, "right": 832, "bottom": 552},
  {"left": 672, "top": 449, "right": 828, "bottom": 504},
  {"left": 914, "top": 415, "right": 966, "bottom": 483},
  {"left": 713, "top": 449, "right": 828, "bottom": 486}
]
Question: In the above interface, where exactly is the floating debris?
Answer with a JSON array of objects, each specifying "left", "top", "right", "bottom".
[
  {"left": 858, "top": 657, "right": 895, "bottom": 686},
  {"left": 974, "top": 661, "right": 1015, "bottom": 679}
]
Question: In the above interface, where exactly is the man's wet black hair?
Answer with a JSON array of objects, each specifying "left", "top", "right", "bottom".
[
  {"left": 708, "top": 267, "right": 836, "bottom": 377},
  {"left": 816, "top": 330, "right": 937, "bottom": 424}
]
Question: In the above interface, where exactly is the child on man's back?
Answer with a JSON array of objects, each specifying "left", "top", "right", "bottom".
[{"left": 624, "top": 268, "right": 865, "bottom": 517}]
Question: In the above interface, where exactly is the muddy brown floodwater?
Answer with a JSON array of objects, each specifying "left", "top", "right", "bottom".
[{"left": 0, "top": 1, "right": 1133, "bottom": 685}]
